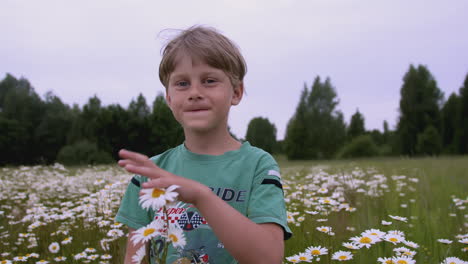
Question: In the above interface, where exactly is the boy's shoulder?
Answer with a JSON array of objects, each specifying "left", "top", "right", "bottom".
[
  {"left": 149, "top": 144, "right": 182, "bottom": 164},
  {"left": 242, "top": 142, "right": 278, "bottom": 166}
]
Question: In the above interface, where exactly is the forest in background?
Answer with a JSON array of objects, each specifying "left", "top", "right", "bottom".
[{"left": 0, "top": 64, "right": 467, "bottom": 166}]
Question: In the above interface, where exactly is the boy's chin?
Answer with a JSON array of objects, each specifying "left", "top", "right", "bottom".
[{"left": 183, "top": 122, "right": 220, "bottom": 134}]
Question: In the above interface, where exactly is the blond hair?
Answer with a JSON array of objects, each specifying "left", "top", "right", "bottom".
[{"left": 159, "top": 25, "right": 247, "bottom": 89}]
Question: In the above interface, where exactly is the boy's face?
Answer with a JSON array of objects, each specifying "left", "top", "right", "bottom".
[{"left": 166, "top": 54, "right": 243, "bottom": 134}]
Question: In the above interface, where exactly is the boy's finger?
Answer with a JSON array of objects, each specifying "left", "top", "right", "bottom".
[
  {"left": 124, "top": 164, "right": 166, "bottom": 179},
  {"left": 118, "top": 149, "right": 150, "bottom": 165},
  {"left": 117, "top": 159, "right": 139, "bottom": 168},
  {"left": 140, "top": 178, "right": 167, "bottom": 191}
]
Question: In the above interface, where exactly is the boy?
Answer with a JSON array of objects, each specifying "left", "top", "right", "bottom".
[{"left": 116, "top": 25, "right": 291, "bottom": 264}]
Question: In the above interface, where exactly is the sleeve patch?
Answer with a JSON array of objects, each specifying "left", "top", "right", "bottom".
[
  {"left": 268, "top": 170, "right": 281, "bottom": 178},
  {"left": 261, "top": 179, "right": 283, "bottom": 190},
  {"left": 131, "top": 177, "right": 141, "bottom": 188}
]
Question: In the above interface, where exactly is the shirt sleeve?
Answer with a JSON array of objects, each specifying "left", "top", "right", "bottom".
[
  {"left": 115, "top": 175, "right": 152, "bottom": 230},
  {"left": 246, "top": 156, "right": 292, "bottom": 240}
]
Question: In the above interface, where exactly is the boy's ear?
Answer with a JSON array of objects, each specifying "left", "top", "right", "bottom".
[
  {"left": 231, "top": 83, "right": 244, "bottom": 106},
  {"left": 165, "top": 92, "right": 172, "bottom": 107}
]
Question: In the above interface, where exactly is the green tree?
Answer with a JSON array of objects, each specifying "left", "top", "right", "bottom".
[
  {"left": 348, "top": 109, "right": 365, "bottom": 140},
  {"left": 34, "top": 92, "right": 73, "bottom": 163},
  {"left": 245, "top": 117, "right": 277, "bottom": 154},
  {"left": 127, "top": 93, "right": 152, "bottom": 154},
  {"left": 397, "top": 65, "right": 443, "bottom": 156},
  {"left": 416, "top": 125, "right": 442, "bottom": 155},
  {"left": 0, "top": 74, "right": 45, "bottom": 163},
  {"left": 441, "top": 93, "right": 460, "bottom": 153},
  {"left": 149, "top": 93, "right": 184, "bottom": 155},
  {"left": 285, "top": 77, "right": 346, "bottom": 159},
  {"left": 458, "top": 74, "right": 468, "bottom": 154},
  {"left": 284, "top": 84, "right": 309, "bottom": 159}
]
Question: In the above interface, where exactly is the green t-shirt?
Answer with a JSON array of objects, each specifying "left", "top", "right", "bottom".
[{"left": 115, "top": 141, "right": 292, "bottom": 264}]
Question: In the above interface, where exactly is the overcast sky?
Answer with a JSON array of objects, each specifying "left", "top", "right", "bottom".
[{"left": 2, "top": 0, "right": 467, "bottom": 140}]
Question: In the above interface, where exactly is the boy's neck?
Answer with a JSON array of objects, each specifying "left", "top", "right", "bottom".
[{"left": 184, "top": 128, "right": 241, "bottom": 156}]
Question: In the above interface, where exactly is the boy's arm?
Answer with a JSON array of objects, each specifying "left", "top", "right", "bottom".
[
  {"left": 194, "top": 187, "right": 285, "bottom": 264},
  {"left": 119, "top": 149, "right": 285, "bottom": 264},
  {"left": 125, "top": 228, "right": 148, "bottom": 264}
]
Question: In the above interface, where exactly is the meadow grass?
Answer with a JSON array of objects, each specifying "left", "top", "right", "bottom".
[
  {"left": 0, "top": 157, "right": 466, "bottom": 263},
  {"left": 278, "top": 156, "right": 468, "bottom": 263}
]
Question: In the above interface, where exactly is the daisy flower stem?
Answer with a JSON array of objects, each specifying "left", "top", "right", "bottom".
[{"left": 161, "top": 206, "right": 170, "bottom": 263}]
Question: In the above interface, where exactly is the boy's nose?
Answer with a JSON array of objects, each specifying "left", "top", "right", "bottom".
[{"left": 188, "top": 82, "right": 204, "bottom": 100}]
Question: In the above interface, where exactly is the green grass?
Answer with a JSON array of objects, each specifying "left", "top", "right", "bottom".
[
  {"left": 0, "top": 157, "right": 467, "bottom": 263},
  {"left": 279, "top": 156, "right": 468, "bottom": 263}
]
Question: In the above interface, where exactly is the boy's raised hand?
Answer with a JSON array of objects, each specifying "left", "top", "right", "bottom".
[{"left": 118, "top": 149, "right": 209, "bottom": 205}]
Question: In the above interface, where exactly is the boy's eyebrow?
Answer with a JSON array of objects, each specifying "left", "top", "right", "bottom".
[{"left": 169, "top": 70, "right": 224, "bottom": 80}]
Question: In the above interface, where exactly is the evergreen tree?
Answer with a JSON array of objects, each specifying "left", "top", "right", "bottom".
[
  {"left": 397, "top": 65, "right": 443, "bottom": 155},
  {"left": 149, "top": 93, "right": 184, "bottom": 155},
  {"left": 441, "top": 93, "right": 460, "bottom": 153},
  {"left": 34, "top": 92, "right": 73, "bottom": 163},
  {"left": 348, "top": 109, "right": 365, "bottom": 140},
  {"left": 284, "top": 84, "right": 309, "bottom": 159},
  {"left": 285, "top": 77, "right": 346, "bottom": 159},
  {"left": 458, "top": 74, "right": 468, "bottom": 154},
  {"left": 245, "top": 117, "right": 277, "bottom": 154},
  {"left": 127, "top": 93, "right": 152, "bottom": 154}
]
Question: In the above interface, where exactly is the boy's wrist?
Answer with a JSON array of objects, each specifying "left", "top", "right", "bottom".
[{"left": 193, "top": 184, "right": 214, "bottom": 208}]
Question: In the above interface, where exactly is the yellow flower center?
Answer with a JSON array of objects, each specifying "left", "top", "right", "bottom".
[
  {"left": 389, "top": 238, "right": 398, "bottom": 242},
  {"left": 320, "top": 228, "right": 328, "bottom": 232},
  {"left": 299, "top": 256, "right": 307, "bottom": 260},
  {"left": 397, "top": 260, "right": 407, "bottom": 264},
  {"left": 371, "top": 233, "right": 378, "bottom": 236},
  {"left": 385, "top": 260, "right": 394, "bottom": 264},
  {"left": 152, "top": 188, "right": 165, "bottom": 198},
  {"left": 143, "top": 228, "right": 156, "bottom": 236},
  {"left": 403, "top": 251, "right": 411, "bottom": 255},
  {"left": 339, "top": 256, "right": 348, "bottom": 260},
  {"left": 169, "top": 234, "right": 179, "bottom": 242},
  {"left": 324, "top": 199, "right": 330, "bottom": 203},
  {"left": 360, "top": 237, "right": 372, "bottom": 243},
  {"left": 311, "top": 250, "right": 321, "bottom": 255}
]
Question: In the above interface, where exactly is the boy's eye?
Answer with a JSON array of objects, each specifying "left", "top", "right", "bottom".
[
  {"left": 205, "top": 78, "right": 217, "bottom": 84},
  {"left": 176, "top": 81, "right": 189, "bottom": 87}
]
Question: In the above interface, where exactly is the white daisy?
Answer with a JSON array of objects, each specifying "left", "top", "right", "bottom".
[
  {"left": 285, "top": 255, "right": 300, "bottom": 263},
  {"left": 392, "top": 256, "right": 415, "bottom": 264},
  {"left": 402, "top": 240, "right": 419, "bottom": 249},
  {"left": 35, "top": 260, "right": 48, "bottom": 264},
  {"left": 167, "top": 224, "right": 186, "bottom": 248},
  {"left": 389, "top": 215, "right": 407, "bottom": 222},
  {"left": 458, "top": 238, "right": 468, "bottom": 244},
  {"left": 139, "top": 185, "right": 180, "bottom": 210},
  {"left": 132, "top": 246, "right": 146, "bottom": 264},
  {"left": 438, "top": 239, "right": 453, "bottom": 244},
  {"left": 54, "top": 256, "right": 66, "bottom": 262},
  {"left": 331, "top": 251, "right": 353, "bottom": 261},
  {"left": 377, "top": 257, "right": 395, "bottom": 264},
  {"left": 342, "top": 242, "right": 362, "bottom": 249},
  {"left": 297, "top": 253, "right": 312, "bottom": 262},
  {"left": 363, "top": 229, "right": 385, "bottom": 239},
  {"left": 316, "top": 226, "right": 332, "bottom": 234},
  {"left": 440, "top": 256, "right": 466, "bottom": 264},
  {"left": 48, "top": 242, "right": 60, "bottom": 253},
  {"left": 350, "top": 235, "right": 379, "bottom": 248},
  {"left": 384, "top": 234, "right": 404, "bottom": 245},
  {"left": 101, "top": 254, "right": 112, "bottom": 260},
  {"left": 305, "top": 245, "right": 328, "bottom": 256},
  {"left": 61, "top": 237, "right": 72, "bottom": 245},
  {"left": 13, "top": 256, "right": 28, "bottom": 262},
  {"left": 382, "top": 220, "right": 392, "bottom": 225},
  {"left": 131, "top": 220, "right": 164, "bottom": 245}
]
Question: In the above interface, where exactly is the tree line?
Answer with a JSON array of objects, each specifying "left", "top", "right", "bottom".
[{"left": 0, "top": 64, "right": 467, "bottom": 165}]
